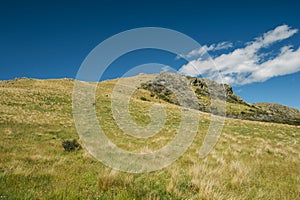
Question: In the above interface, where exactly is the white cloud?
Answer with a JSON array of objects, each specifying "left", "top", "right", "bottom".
[
  {"left": 255, "top": 25, "right": 298, "bottom": 47},
  {"left": 178, "top": 25, "right": 300, "bottom": 85},
  {"left": 215, "top": 41, "right": 233, "bottom": 50},
  {"left": 161, "top": 65, "right": 172, "bottom": 72},
  {"left": 180, "top": 41, "right": 233, "bottom": 59}
]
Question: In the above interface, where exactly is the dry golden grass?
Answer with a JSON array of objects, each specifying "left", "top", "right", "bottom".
[{"left": 0, "top": 75, "right": 299, "bottom": 199}]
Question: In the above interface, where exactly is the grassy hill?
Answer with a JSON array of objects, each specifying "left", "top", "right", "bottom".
[{"left": 0, "top": 75, "right": 300, "bottom": 199}]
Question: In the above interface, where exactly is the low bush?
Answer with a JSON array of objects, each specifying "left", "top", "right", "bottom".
[{"left": 62, "top": 139, "right": 81, "bottom": 152}]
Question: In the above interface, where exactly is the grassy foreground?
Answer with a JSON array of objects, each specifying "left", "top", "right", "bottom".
[{"left": 0, "top": 76, "right": 300, "bottom": 199}]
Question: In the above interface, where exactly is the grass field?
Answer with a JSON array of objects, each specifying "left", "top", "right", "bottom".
[{"left": 0, "top": 76, "right": 300, "bottom": 199}]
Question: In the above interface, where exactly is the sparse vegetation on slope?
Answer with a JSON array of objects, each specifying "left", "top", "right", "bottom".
[
  {"left": 141, "top": 72, "right": 300, "bottom": 125},
  {"left": 0, "top": 75, "right": 299, "bottom": 199}
]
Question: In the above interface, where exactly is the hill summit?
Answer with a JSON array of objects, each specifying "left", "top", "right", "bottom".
[{"left": 140, "top": 72, "right": 300, "bottom": 126}]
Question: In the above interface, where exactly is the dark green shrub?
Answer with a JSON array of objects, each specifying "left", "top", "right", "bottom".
[{"left": 62, "top": 139, "right": 81, "bottom": 152}]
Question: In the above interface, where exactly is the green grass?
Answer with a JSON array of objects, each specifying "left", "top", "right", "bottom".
[{"left": 0, "top": 76, "right": 300, "bottom": 199}]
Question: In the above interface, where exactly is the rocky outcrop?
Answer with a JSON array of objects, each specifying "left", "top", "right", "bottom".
[
  {"left": 186, "top": 76, "right": 246, "bottom": 104},
  {"left": 253, "top": 103, "right": 300, "bottom": 125},
  {"left": 140, "top": 72, "right": 300, "bottom": 126},
  {"left": 141, "top": 73, "right": 201, "bottom": 110}
]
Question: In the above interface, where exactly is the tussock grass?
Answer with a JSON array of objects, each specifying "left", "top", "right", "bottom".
[{"left": 0, "top": 76, "right": 299, "bottom": 199}]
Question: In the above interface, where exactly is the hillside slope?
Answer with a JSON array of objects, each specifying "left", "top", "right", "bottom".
[
  {"left": 141, "top": 72, "right": 300, "bottom": 125},
  {"left": 0, "top": 75, "right": 299, "bottom": 199}
]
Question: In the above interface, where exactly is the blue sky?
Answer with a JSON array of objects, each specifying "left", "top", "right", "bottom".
[{"left": 1, "top": 0, "right": 300, "bottom": 109}]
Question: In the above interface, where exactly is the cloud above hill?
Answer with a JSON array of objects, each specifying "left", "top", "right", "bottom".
[{"left": 178, "top": 25, "right": 300, "bottom": 85}]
